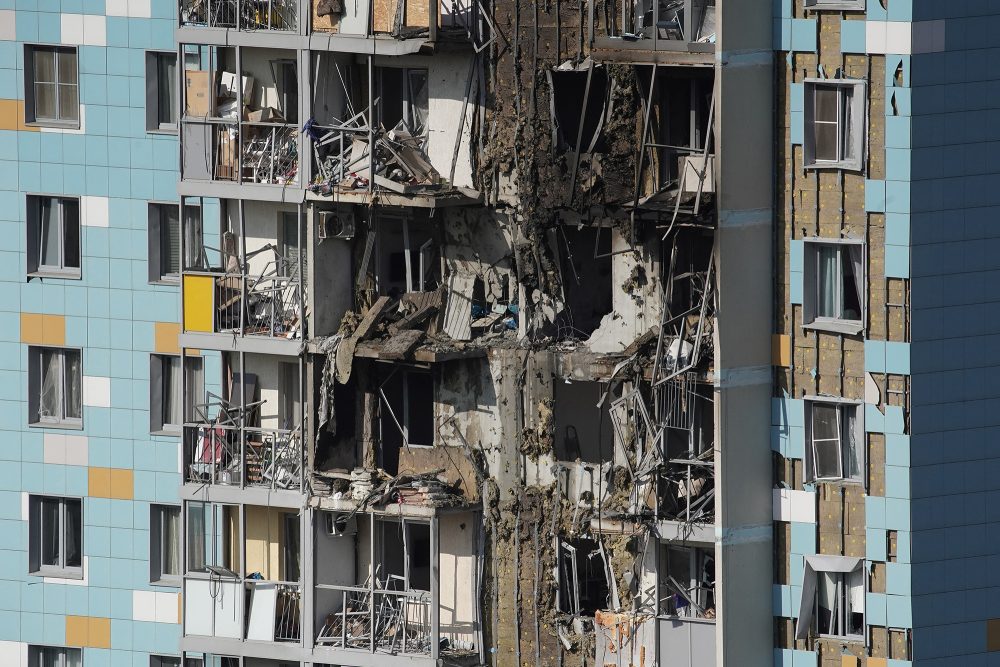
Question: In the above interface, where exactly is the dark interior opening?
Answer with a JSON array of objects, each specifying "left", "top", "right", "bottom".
[
  {"left": 558, "top": 538, "right": 611, "bottom": 616},
  {"left": 550, "top": 68, "right": 609, "bottom": 153},
  {"left": 556, "top": 225, "right": 613, "bottom": 337},
  {"left": 553, "top": 380, "right": 614, "bottom": 464},
  {"left": 379, "top": 368, "right": 435, "bottom": 475}
]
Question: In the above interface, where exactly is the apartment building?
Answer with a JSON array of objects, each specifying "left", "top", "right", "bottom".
[{"left": 4, "top": 0, "right": 997, "bottom": 666}]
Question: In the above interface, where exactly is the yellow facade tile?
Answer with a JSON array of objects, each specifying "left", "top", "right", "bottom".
[
  {"left": 65, "top": 616, "right": 89, "bottom": 646},
  {"left": 109, "top": 468, "right": 134, "bottom": 500},
  {"left": 20, "top": 313, "right": 66, "bottom": 346},
  {"left": 772, "top": 333, "right": 791, "bottom": 368},
  {"left": 0, "top": 100, "right": 40, "bottom": 132},
  {"left": 87, "top": 617, "right": 111, "bottom": 648},
  {"left": 154, "top": 321, "right": 182, "bottom": 354},
  {"left": 88, "top": 467, "right": 112, "bottom": 498},
  {"left": 183, "top": 275, "right": 215, "bottom": 333},
  {"left": 867, "top": 659, "right": 887, "bottom": 667}
]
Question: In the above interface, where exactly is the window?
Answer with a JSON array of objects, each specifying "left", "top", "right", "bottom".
[
  {"left": 795, "top": 555, "right": 864, "bottom": 640},
  {"left": 148, "top": 203, "right": 182, "bottom": 283},
  {"left": 658, "top": 544, "right": 715, "bottom": 619},
  {"left": 186, "top": 502, "right": 238, "bottom": 575},
  {"left": 146, "top": 52, "right": 178, "bottom": 131},
  {"left": 558, "top": 538, "right": 612, "bottom": 616},
  {"left": 151, "top": 657, "right": 181, "bottom": 667},
  {"left": 151, "top": 505, "right": 182, "bottom": 585},
  {"left": 150, "top": 355, "right": 203, "bottom": 434},
  {"left": 803, "top": 240, "right": 864, "bottom": 334},
  {"left": 804, "top": 0, "right": 864, "bottom": 10},
  {"left": 804, "top": 79, "right": 865, "bottom": 171},
  {"left": 25, "top": 46, "right": 79, "bottom": 126},
  {"left": 27, "top": 196, "right": 81, "bottom": 278},
  {"left": 805, "top": 399, "right": 863, "bottom": 483},
  {"left": 279, "top": 212, "right": 306, "bottom": 283},
  {"left": 376, "top": 67, "right": 428, "bottom": 139},
  {"left": 28, "top": 347, "right": 82, "bottom": 428},
  {"left": 278, "top": 362, "right": 301, "bottom": 431},
  {"left": 29, "top": 496, "right": 83, "bottom": 578},
  {"left": 28, "top": 646, "right": 82, "bottom": 667}
]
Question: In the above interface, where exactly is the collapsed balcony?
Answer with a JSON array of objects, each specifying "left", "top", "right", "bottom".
[
  {"left": 182, "top": 198, "right": 306, "bottom": 342},
  {"left": 591, "top": 0, "right": 716, "bottom": 55},
  {"left": 311, "top": 0, "right": 479, "bottom": 43},
  {"left": 180, "top": 0, "right": 298, "bottom": 30},
  {"left": 181, "top": 45, "right": 300, "bottom": 187},
  {"left": 184, "top": 353, "right": 305, "bottom": 491},
  {"left": 305, "top": 54, "right": 479, "bottom": 204},
  {"left": 183, "top": 502, "right": 303, "bottom": 645},
  {"left": 313, "top": 510, "right": 480, "bottom": 664}
]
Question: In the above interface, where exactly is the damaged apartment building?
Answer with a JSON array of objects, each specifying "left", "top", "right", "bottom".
[
  {"left": 8, "top": 0, "right": 1000, "bottom": 665},
  {"left": 170, "top": 0, "right": 770, "bottom": 665}
]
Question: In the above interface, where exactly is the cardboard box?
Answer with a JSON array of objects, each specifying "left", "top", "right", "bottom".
[
  {"left": 220, "top": 72, "right": 254, "bottom": 101},
  {"left": 216, "top": 99, "right": 241, "bottom": 120},
  {"left": 215, "top": 127, "right": 238, "bottom": 181},
  {"left": 185, "top": 70, "right": 212, "bottom": 117},
  {"left": 247, "top": 107, "right": 284, "bottom": 123}
]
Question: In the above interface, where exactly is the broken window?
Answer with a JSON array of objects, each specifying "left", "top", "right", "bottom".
[
  {"left": 804, "top": 79, "right": 866, "bottom": 171},
  {"left": 795, "top": 555, "right": 864, "bottom": 640},
  {"left": 375, "top": 215, "right": 439, "bottom": 297},
  {"left": 377, "top": 67, "right": 429, "bottom": 138},
  {"left": 658, "top": 544, "right": 714, "bottom": 619},
  {"left": 553, "top": 380, "right": 614, "bottom": 464},
  {"left": 805, "top": 399, "right": 863, "bottom": 483},
  {"left": 378, "top": 520, "right": 432, "bottom": 592},
  {"left": 558, "top": 538, "right": 612, "bottom": 616},
  {"left": 379, "top": 368, "right": 435, "bottom": 474},
  {"left": 548, "top": 65, "right": 608, "bottom": 153},
  {"left": 803, "top": 240, "right": 864, "bottom": 334}
]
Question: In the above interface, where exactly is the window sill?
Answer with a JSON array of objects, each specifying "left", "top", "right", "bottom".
[
  {"left": 817, "top": 634, "right": 864, "bottom": 643},
  {"left": 28, "top": 270, "right": 82, "bottom": 281},
  {"left": 29, "top": 420, "right": 84, "bottom": 431},
  {"left": 149, "top": 277, "right": 181, "bottom": 286},
  {"left": 805, "top": 4, "right": 865, "bottom": 11},
  {"left": 151, "top": 427, "right": 182, "bottom": 437},
  {"left": 147, "top": 127, "right": 179, "bottom": 135},
  {"left": 804, "top": 160, "right": 863, "bottom": 173},
  {"left": 808, "top": 477, "right": 864, "bottom": 487},
  {"left": 151, "top": 577, "right": 182, "bottom": 588},
  {"left": 25, "top": 120, "right": 81, "bottom": 131},
  {"left": 802, "top": 319, "right": 864, "bottom": 337},
  {"left": 31, "top": 568, "right": 84, "bottom": 581}
]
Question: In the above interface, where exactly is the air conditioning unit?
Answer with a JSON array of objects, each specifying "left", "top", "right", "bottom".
[
  {"left": 318, "top": 210, "right": 355, "bottom": 240},
  {"left": 324, "top": 512, "right": 357, "bottom": 537}
]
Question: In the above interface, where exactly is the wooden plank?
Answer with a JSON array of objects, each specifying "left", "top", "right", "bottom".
[
  {"left": 388, "top": 304, "right": 439, "bottom": 334},
  {"left": 372, "top": 0, "right": 397, "bottom": 32},
  {"left": 404, "top": 0, "right": 429, "bottom": 27}
]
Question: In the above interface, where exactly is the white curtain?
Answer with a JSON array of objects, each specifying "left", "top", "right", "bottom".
[
  {"left": 163, "top": 507, "right": 181, "bottom": 576},
  {"left": 164, "top": 356, "right": 182, "bottom": 427},
  {"left": 64, "top": 500, "right": 81, "bottom": 568},
  {"left": 848, "top": 243, "right": 865, "bottom": 321},
  {"left": 64, "top": 350, "right": 81, "bottom": 420},
  {"left": 817, "top": 245, "right": 838, "bottom": 318},
  {"left": 39, "top": 349, "right": 61, "bottom": 419},
  {"left": 187, "top": 503, "right": 206, "bottom": 572},
  {"left": 843, "top": 406, "right": 862, "bottom": 481}
]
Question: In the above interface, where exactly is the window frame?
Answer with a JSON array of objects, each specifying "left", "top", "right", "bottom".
[
  {"left": 803, "top": 78, "right": 866, "bottom": 172},
  {"left": 150, "top": 354, "right": 203, "bottom": 435},
  {"left": 802, "top": 238, "right": 865, "bottom": 335},
  {"left": 24, "top": 45, "right": 80, "bottom": 128},
  {"left": 795, "top": 555, "right": 865, "bottom": 642},
  {"left": 28, "top": 345, "right": 83, "bottom": 429},
  {"left": 28, "top": 495, "right": 84, "bottom": 579},
  {"left": 26, "top": 195, "right": 82, "bottom": 279},
  {"left": 804, "top": 0, "right": 865, "bottom": 10},
  {"left": 28, "top": 645, "right": 83, "bottom": 667},
  {"left": 150, "top": 504, "right": 182, "bottom": 586},
  {"left": 804, "top": 397, "right": 864, "bottom": 485},
  {"left": 146, "top": 50, "right": 179, "bottom": 133},
  {"left": 148, "top": 202, "right": 183, "bottom": 284},
  {"left": 150, "top": 656, "right": 182, "bottom": 667}
]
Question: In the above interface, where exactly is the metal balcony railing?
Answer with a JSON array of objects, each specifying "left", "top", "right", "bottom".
[
  {"left": 594, "top": 0, "right": 716, "bottom": 49},
  {"left": 246, "top": 580, "right": 302, "bottom": 642},
  {"left": 316, "top": 581, "right": 434, "bottom": 656},
  {"left": 180, "top": 121, "right": 299, "bottom": 186},
  {"left": 186, "top": 421, "right": 304, "bottom": 491},
  {"left": 240, "top": 124, "right": 299, "bottom": 185},
  {"left": 181, "top": 0, "right": 297, "bottom": 31}
]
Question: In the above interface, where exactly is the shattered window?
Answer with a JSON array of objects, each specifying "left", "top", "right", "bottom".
[
  {"left": 806, "top": 400, "right": 862, "bottom": 483},
  {"left": 658, "top": 544, "right": 715, "bottom": 619},
  {"left": 796, "top": 556, "right": 865, "bottom": 641},
  {"left": 558, "top": 538, "right": 611, "bottom": 616},
  {"left": 377, "top": 67, "right": 429, "bottom": 139}
]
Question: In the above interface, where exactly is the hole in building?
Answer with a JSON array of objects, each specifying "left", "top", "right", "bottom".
[
  {"left": 549, "top": 67, "right": 609, "bottom": 153},
  {"left": 374, "top": 215, "right": 440, "bottom": 298},
  {"left": 553, "top": 380, "right": 614, "bottom": 464},
  {"left": 379, "top": 520, "right": 432, "bottom": 591},
  {"left": 555, "top": 225, "right": 612, "bottom": 337},
  {"left": 379, "top": 367, "right": 435, "bottom": 475},
  {"left": 558, "top": 538, "right": 611, "bottom": 616}
]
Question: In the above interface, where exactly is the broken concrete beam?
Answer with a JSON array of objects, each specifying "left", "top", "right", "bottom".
[
  {"left": 380, "top": 329, "right": 425, "bottom": 360},
  {"left": 355, "top": 296, "right": 392, "bottom": 341}
]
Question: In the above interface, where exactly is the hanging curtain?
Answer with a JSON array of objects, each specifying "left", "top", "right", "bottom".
[
  {"left": 816, "top": 245, "right": 838, "bottom": 318},
  {"left": 64, "top": 500, "right": 81, "bottom": 568},
  {"left": 39, "top": 349, "right": 61, "bottom": 419},
  {"left": 39, "top": 198, "right": 60, "bottom": 268},
  {"left": 848, "top": 243, "right": 864, "bottom": 322},
  {"left": 65, "top": 648, "right": 83, "bottom": 667},
  {"left": 183, "top": 206, "right": 204, "bottom": 270},
  {"left": 164, "top": 356, "right": 182, "bottom": 427},
  {"left": 187, "top": 504, "right": 206, "bottom": 572},
  {"left": 163, "top": 508, "right": 181, "bottom": 576},
  {"left": 843, "top": 406, "right": 862, "bottom": 480},
  {"left": 64, "top": 350, "right": 81, "bottom": 420}
]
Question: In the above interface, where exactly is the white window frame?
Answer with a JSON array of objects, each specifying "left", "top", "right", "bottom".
[
  {"left": 802, "top": 238, "right": 865, "bottom": 335},
  {"left": 28, "top": 495, "right": 83, "bottom": 579},
  {"left": 150, "top": 504, "right": 182, "bottom": 586},
  {"left": 148, "top": 202, "right": 182, "bottom": 284},
  {"left": 24, "top": 45, "right": 80, "bottom": 128},
  {"left": 28, "top": 645, "right": 83, "bottom": 667},
  {"left": 795, "top": 555, "right": 865, "bottom": 641},
  {"left": 27, "top": 195, "right": 82, "bottom": 279},
  {"left": 150, "top": 657, "right": 181, "bottom": 667},
  {"left": 150, "top": 354, "right": 203, "bottom": 434},
  {"left": 28, "top": 346, "right": 83, "bottom": 429},
  {"left": 804, "top": 397, "right": 864, "bottom": 484},
  {"left": 804, "top": 0, "right": 865, "bottom": 10},
  {"left": 146, "top": 51, "right": 178, "bottom": 133},
  {"left": 803, "top": 78, "right": 866, "bottom": 172}
]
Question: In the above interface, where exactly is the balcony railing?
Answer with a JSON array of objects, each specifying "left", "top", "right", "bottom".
[
  {"left": 181, "top": 121, "right": 299, "bottom": 186},
  {"left": 247, "top": 580, "right": 302, "bottom": 642},
  {"left": 316, "top": 582, "right": 435, "bottom": 657},
  {"left": 593, "top": 0, "right": 716, "bottom": 51},
  {"left": 181, "top": 0, "right": 298, "bottom": 31},
  {"left": 186, "top": 421, "right": 304, "bottom": 491},
  {"left": 185, "top": 576, "right": 302, "bottom": 643},
  {"left": 185, "top": 266, "right": 304, "bottom": 340}
]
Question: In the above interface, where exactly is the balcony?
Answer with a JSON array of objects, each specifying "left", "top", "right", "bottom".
[
  {"left": 315, "top": 584, "right": 434, "bottom": 655},
  {"left": 591, "top": 0, "right": 716, "bottom": 60},
  {"left": 310, "top": 0, "right": 478, "bottom": 45},
  {"left": 180, "top": 0, "right": 298, "bottom": 31},
  {"left": 657, "top": 616, "right": 716, "bottom": 666}
]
